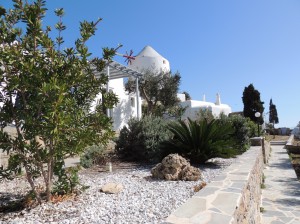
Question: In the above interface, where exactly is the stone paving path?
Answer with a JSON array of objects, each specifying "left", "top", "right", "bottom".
[{"left": 261, "top": 144, "right": 300, "bottom": 224}]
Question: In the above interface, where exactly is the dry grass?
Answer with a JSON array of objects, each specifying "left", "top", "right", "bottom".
[
  {"left": 264, "top": 135, "right": 290, "bottom": 142},
  {"left": 193, "top": 182, "right": 207, "bottom": 192},
  {"left": 293, "top": 139, "right": 300, "bottom": 146}
]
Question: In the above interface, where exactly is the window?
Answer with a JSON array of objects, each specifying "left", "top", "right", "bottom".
[{"left": 131, "top": 97, "right": 135, "bottom": 107}]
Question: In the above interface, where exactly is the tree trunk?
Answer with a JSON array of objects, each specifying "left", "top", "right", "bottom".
[
  {"left": 147, "top": 102, "right": 154, "bottom": 115},
  {"left": 24, "top": 165, "right": 42, "bottom": 204},
  {"left": 46, "top": 162, "right": 52, "bottom": 201},
  {"left": 46, "top": 139, "right": 54, "bottom": 201}
]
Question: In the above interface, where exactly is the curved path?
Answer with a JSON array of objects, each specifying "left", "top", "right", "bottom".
[{"left": 261, "top": 144, "right": 300, "bottom": 224}]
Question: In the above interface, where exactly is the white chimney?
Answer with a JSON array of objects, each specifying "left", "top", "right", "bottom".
[{"left": 215, "top": 93, "right": 221, "bottom": 105}]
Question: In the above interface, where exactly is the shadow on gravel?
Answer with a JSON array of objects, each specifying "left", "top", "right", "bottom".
[
  {"left": 0, "top": 192, "right": 27, "bottom": 213},
  {"left": 196, "top": 162, "right": 223, "bottom": 169}
]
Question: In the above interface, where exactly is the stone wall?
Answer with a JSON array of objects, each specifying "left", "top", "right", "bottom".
[
  {"left": 286, "top": 134, "right": 294, "bottom": 146},
  {"left": 263, "top": 139, "right": 270, "bottom": 164},
  {"left": 232, "top": 147, "right": 264, "bottom": 224},
  {"left": 165, "top": 141, "right": 270, "bottom": 224},
  {"left": 285, "top": 135, "right": 300, "bottom": 154}
]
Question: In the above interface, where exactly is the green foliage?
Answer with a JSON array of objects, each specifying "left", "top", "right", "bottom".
[
  {"left": 125, "top": 71, "right": 181, "bottom": 116},
  {"left": 0, "top": 7, "right": 6, "bottom": 17},
  {"left": 269, "top": 99, "right": 279, "bottom": 126},
  {"left": 182, "top": 91, "right": 191, "bottom": 100},
  {"left": 0, "top": 0, "right": 118, "bottom": 202},
  {"left": 262, "top": 173, "right": 266, "bottom": 183},
  {"left": 115, "top": 116, "right": 172, "bottom": 163},
  {"left": 80, "top": 145, "right": 107, "bottom": 168},
  {"left": 242, "top": 84, "right": 264, "bottom": 124},
  {"left": 162, "top": 118, "right": 236, "bottom": 164},
  {"left": 196, "top": 108, "right": 215, "bottom": 123},
  {"left": 246, "top": 118, "right": 258, "bottom": 137},
  {"left": 163, "top": 105, "right": 188, "bottom": 120},
  {"left": 220, "top": 115, "right": 255, "bottom": 152},
  {"left": 53, "top": 165, "right": 81, "bottom": 195}
]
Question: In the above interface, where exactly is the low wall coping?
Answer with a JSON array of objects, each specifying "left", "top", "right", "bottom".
[
  {"left": 250, "top": 137, "right": 264, "bottom": 146},
  {"left": 286, "top": 134, "right": 294, "bottom": 146}
]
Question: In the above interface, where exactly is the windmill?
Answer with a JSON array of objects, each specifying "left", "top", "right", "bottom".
[{"left": 116, "top": 50, "right": 135, "bottom": 65}]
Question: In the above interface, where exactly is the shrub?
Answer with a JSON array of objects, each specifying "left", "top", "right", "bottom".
[
  {"left": 115, "top": 116, "right": 172, "bottom": 163},
  {"left": 246, "top": 118, "right": 258, "bottom": 137},
  {"left": 0, "top": 1, "right": 118, "bottom": 202},
  {"left": 80, "top": 145, "right": 108, "bottom": 168},
  {"left": 162, "top": 118, "right": 236, "bottom": 164},
  {"left": 218, "top": 114, "right": 260, "bottom": 153},
  {"left": 230, "top": 116, "right": 251, "bottom": 152},
  {"left": 52, "top": 165, "right": 81, "bottom": 195},
  {"left": 220, "top": 115, "right": 254, "bottom": 152},
  {"left": 196, "top": 108, "right": 214, "bottom": 123}
]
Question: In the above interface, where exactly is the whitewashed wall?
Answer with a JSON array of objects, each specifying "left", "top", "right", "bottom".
[
  {"left": 180, "top": 100, "right": 232, "bottom": 120},
  {"left": 91, "top": 78, "right": 141, "bottom": 131}
]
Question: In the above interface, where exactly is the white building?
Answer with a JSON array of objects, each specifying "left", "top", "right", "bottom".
[
  {"left": 129, "top": 45, "right": 170, "bottom": 73},
  {"left": 92, "top": 46, "right": 171, "bottom": 131},
  {"left": 179, "top": 93, "right": 232, "bottom": 120},
  {"left": 91, "top": 61, "right": 143, "bottom": 131},
  {"left": 92, "top": 45, "right": 231, "bottom": 130},
  {"left": 1, "top": 44, "right": 232, "bottom": 130}
]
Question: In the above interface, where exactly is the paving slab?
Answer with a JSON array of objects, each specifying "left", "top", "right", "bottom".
[
  {"left": 261, "top": 144, "right": 300, "bottom": 224},
  {"left": 166, "top": 147, "right": 263, "bottom": 224}
]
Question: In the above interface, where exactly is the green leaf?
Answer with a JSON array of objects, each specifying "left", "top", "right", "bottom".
[
  {"left": 54, "top": 8, "right": 64, "bottom": 17},
  {"left": 0, "top": 0, "right": 116, "bottom": 201}
]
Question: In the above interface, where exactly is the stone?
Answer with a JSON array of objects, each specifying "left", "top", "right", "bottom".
[
  {"left": 179, "top": 165, "right": 202, "bottom": 181},
  {"left": 100, "top": 183, "right": 123, "bottom": 194},
  {"left": 250, "top": 137, "right": 263, "bottom": 146},
  {"left": 151, "top": 154, "right": 202, "bottom": 181}
]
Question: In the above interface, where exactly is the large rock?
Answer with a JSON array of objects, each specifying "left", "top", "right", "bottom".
[
  {"left": 151, "top": 154, "right": 202, "bottom": 181},
  {"left": 100, "top": 183, "right": 123, "bottom": 194}
]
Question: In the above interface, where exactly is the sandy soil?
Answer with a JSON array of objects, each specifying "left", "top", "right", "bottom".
[{"left": 264, "top": 135, "right": 290, "bottom": 142}]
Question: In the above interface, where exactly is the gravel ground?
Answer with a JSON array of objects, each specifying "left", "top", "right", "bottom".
[{"left": 0, "top": 158, "right": 237, "bottom": 224}]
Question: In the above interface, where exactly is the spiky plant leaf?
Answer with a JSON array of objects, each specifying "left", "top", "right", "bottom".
[{"left": 162, "top": 118, "right": 236, "bottom": 164}]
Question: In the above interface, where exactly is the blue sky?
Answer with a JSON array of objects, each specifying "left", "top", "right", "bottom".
[{"left": 3, "top": 0, "right": 300, "bottom": 128}]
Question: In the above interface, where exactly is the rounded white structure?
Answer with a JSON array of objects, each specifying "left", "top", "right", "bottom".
[{"left": 129, "top": 46, "right": 170, "bottom": 73}]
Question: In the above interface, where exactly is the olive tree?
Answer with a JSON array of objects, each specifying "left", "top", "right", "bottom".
[
  {"left": 0, "top": 0, "right": 118, "bottom": 203},
  {"left": 125, "top": 70, "right": 181, "bottom": 116}
]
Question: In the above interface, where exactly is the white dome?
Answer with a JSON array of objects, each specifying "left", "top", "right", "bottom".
[{"left": 129, "top": 46, "right": 170, "bottom": 73}]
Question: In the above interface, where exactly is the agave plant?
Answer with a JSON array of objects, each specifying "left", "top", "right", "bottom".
[{"left": 162, "top": 118, "right": 236, "bottom": 164}]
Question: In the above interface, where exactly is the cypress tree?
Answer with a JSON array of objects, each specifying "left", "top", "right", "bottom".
[
  {"left": 269, "top": 98, "right": 279, "bottom": 127},
  {"left": 242, "top": 84, "right": 264, "bottom": 124}
]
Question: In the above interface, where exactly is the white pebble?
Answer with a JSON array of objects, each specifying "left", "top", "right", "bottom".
[{"left": 0, "top": 158, "right": 236, "bottom": 223}]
